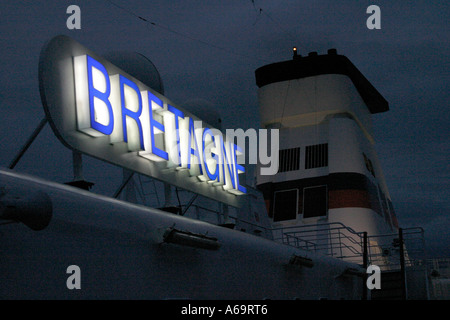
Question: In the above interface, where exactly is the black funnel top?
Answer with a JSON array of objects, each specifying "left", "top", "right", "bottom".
[{"left": 255, "top": 50, "right": 389, "bottom": 114}]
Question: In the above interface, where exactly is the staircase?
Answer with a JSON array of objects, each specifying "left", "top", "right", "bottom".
[
  {"left": 370, "top": 270, "right": 405, "bottom": 300},
  {"left": 271, "top": 224, "right": 428, "bottom": 300},
  {"left": 138, "top": 175, "right": 161, "bottom": 207}
]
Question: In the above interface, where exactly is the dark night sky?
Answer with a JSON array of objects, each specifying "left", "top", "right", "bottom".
[{"left": 0, "top": 1, "right": 448, "bottom": 258}]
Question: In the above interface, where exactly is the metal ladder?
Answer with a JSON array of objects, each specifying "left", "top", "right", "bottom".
[{"left": 137, "top": 175, "right": 161, "bottom": 207}]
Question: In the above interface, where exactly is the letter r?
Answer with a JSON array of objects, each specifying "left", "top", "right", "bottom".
[{"left": 120, "top": 75, "right": 144, "bottom": 150}]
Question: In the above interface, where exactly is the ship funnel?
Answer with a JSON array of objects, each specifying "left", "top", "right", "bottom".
[
  {"left": 253, "top": 48, "right": 398, "bottom": 251},
  {"left": 0, "top": 189, "right": 53, "bottom": 231}
]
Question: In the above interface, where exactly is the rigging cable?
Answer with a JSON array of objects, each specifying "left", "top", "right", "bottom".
[
  {"left": 250, "top": 0, "right": 298, "bottom": 43},
  {"left": 104, "top": 0, "right": 271, "bottom": 63},
  {"left": 279, "top": 80, "right": 291, "bottom": 127}
]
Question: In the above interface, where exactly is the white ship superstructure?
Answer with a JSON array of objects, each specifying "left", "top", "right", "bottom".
[{"left": 255, "top": 49, "right": 400, "bottom": 264}]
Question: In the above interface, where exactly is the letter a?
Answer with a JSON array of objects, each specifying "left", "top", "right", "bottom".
[
  {"left": 366, "top": 264, "right": 381, "bottom": 289},
  {"left": 66, "top": 265, "right": 81, "bottom": 289},
  {"left": 366, "top": 5, "right": 381, "bottom": 30},
  {"left": 66, "top": 5, "right": 81, "bottom": 30}
]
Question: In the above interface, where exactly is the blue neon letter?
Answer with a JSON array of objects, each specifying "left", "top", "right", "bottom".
[
  {"left": 202, "top": 128, "right": 219, "bottom": 181},
  {"left": 87, "top": 55, "right": 114, "bottom": 135},
  {"left": 188, "top": 118, "right": 202, "bottom": 174},
  {"left": 148, "top": 91, "right": 168, "bottom": 160},
  {"left": 234, "top": 144, "right": 247, "bottom": 194},
  {"left": 221, "top": 136, "right": 236, "bottom": 189},
  {"left": 119, "top": 75, "right": 144, "bottom": 150},
  {"left": 168, "top": 105, "right": 184, "bottom": 166}
]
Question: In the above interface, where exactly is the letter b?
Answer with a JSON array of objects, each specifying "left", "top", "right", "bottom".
[{"left": 87, "top": 55, "right": 114, "bottom": 135}]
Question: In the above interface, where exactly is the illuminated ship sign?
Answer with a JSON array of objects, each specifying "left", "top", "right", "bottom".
[{"left": 39, "top": 35, "right": 246, "bottom": 207}]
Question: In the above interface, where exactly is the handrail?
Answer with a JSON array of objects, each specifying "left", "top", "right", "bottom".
[
  {"left": 277, "top": 223, "right": 366, "bottom": 263},
  {"left": 270, "top": 222, "right": 426, "bottom": 271},
  {"left": 271, "top": 222, "right": 365, "bottom": 237},
  {"left": 180, "top": 203, "right": 426, "bottom": 271}
]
